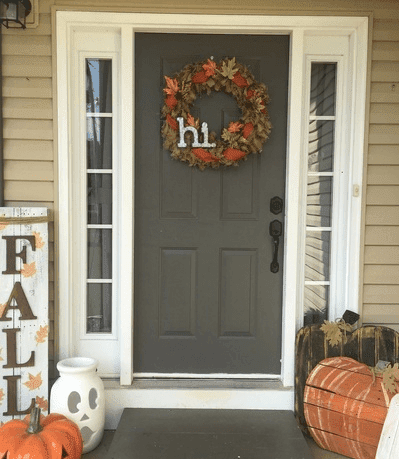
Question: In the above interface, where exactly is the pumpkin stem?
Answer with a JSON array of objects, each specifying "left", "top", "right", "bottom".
[{"left": 27, "top": 405, "right": 43, "bottom": 434}]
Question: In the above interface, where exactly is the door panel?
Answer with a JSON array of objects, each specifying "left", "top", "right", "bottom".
[{"left": 134, "top": 33, "right": 289, "bottom": 375}]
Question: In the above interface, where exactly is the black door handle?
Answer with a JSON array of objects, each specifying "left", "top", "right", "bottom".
[{"left": 269, "top": 220, "right": 282, "bottom": 273}]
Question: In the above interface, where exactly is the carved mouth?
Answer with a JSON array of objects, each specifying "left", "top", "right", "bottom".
[{"left": 81, "top": 426, "right": 95, "bottom": 444}]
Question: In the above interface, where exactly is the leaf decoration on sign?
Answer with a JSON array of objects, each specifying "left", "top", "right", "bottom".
[
  {"left": 0, "top": 304, "right": 5, "bottom": 319},
  {"left": 33, "top": 231, "right": 45, "bottom": 249},
  {"left": 0, "top": 216, "right": 9, "bottom": 231},
  {"left": 35, "top": 395, "right": 49, "bottom": 412},
  {"left": 0, "top": 388, "right": 4, "bottom": 404},
  {"left": 35, "top": 325, "right": 49, "bottom": 344},
  {"left": 21, "top": 262, "right": 36, "bottom": 278},
  {"left": 219, "top": 57, "right": 238, "bottom": 80},
  {"left": 23, "top": 372, "right": 43, "bottom": 391},
  {"left": 0, "top": 347, "right": 3, "bottom": 362},
  {"left": 320, "top": 320, "right": 353, "bottom": 347}
]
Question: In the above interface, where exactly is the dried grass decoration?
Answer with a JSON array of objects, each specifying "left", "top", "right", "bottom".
[{"left": 161, "top": 57, "right": 272, "bottom": 170}]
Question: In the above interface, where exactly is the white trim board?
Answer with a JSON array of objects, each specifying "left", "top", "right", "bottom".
[{"left": 56, "top": 12, "right": 368, "bottom": 425}]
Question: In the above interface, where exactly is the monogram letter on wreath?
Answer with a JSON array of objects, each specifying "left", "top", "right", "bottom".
[{"left": 161, "top": 57, "right": 271, "bottom": 169}]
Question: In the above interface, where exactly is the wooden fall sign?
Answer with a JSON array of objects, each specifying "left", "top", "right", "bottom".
[{"left": 0, "top": 208, "right": 49, "bottom": 424}]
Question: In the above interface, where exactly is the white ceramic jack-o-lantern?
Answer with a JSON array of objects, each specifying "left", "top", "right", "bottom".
[{"left": 50, "top": 357, "right": 105, "bottom": 453}]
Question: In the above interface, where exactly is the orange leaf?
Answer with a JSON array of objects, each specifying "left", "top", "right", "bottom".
[
  {"left": 0, "top": 347, "right": 3, "bottom": 362},
  {"left": 228, "top": 121, "right": 243, "bottom": 133},
  {"left": 23, "top": 372, "right": 43, "bottom": 391},
  {"left": 166, "top": 114, "right": 178, "bottom": 131},
  {"left": 0, "top": 388, "right": 4, "bottom": 404},
  {"left": 21, "top": 262, "right": 36, "bottom": 278},
  {"left": 192, "top": 148, "right": 220, "bottom": 163},
  {"left": 202, "top": 59, "right": 217, "bottom": 77},
  {"left": 35, "top": 396, "right": 48, "bottom": 412},
  {"left": 192, "top": 70, "right": 208, "bottom": 84},
  {"left": 33, "top": 231, "right": 45, "bottom": 249},
  {"left": 0, "top": 304, "right": 6, "bottom": 318},
  {"left": 223, "top": 148, "right": 246, "bottom": 161},
  {"left": 163, "top": 76, "right": 179, "bottom": 95},
  {"left": 35, "top": 325, "right": 49, "bottom": 344},
  {"left": 243, "top": 123, "right": 254, "bottom": 139}
]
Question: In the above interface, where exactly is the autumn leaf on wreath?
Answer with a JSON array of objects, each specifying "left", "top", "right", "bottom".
[
  {"left": 36, "top": 396, "right": 48, "bottom": 412},
  {"left": 21, "top": 262, "right": 36, "bottom": 278},
  {"left": 187, "top": 113, "right": 199, "bottom": 129},
  {"left": 228, "top": 121, "right": 243, "bottom": 133},
  {"left": 35, "top": 325, "right": 49, "bottom": 344},
  {"left": 219, "top": 58, "right": 238, "bottom": 80},
  {"left": 163, "top": 76, "right": 179, "bottom": 96},
  {"left": 24, "top": 372, "right": 43, "bottom": 391},
  {"left": 33, "top": 231, "right": 45, "bottom": 249},
  {"left": 0, "top": 388, "right": 4, "bottom": 404},
  {"left": 203, "top": 59, "right": 217, "bottom": 77}
]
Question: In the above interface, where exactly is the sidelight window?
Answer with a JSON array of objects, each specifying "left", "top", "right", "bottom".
[
  {"left": 85, "top": 59, "right": 114, "bottom": 334},
  {"left": 303, "top": 63, "right": 338, "bottom": 325}
]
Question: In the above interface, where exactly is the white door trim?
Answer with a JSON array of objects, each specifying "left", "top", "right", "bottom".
[{"left": 56, "top": 12, "right": 368, "bottom": 405}]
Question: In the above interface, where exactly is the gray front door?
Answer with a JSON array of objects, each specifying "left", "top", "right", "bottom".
[{"left": 134, "top": 33, "right": 289, "bottom": 375}]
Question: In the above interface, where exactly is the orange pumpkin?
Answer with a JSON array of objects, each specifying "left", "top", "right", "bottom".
[{"left": 0, "top": 406, "right": 82, "bottom": 459}]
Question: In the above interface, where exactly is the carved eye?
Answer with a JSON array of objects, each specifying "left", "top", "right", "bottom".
[
  {"left": 89, "top": 388, "right": 98, "bottom": 409},
  {"left": 68, "top": 391, "right": 81, "bottom": 413}
]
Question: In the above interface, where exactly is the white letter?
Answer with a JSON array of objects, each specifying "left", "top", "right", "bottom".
[
  {"left": 200, "top": 122, "right": 216, "bottom": 148},
  {"left": 177, "top": 117, "right": 201, "bottom": 148}
]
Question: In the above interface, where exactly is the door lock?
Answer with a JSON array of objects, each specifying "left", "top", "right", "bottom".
[{"left": 269, "top": 219, "right": 282, "bottom": 273}]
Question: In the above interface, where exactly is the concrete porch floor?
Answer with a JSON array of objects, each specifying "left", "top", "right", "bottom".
[{"left": 83, "top": 425, "right": 348, "bottom": 459}]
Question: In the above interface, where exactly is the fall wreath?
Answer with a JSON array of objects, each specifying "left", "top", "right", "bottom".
[{"left": 161, "top": 57, "right": 272, "bottom": 170}]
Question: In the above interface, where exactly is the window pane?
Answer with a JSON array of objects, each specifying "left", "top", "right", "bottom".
[
  {"left": 87, "top": 283, "right": 112, "bottom": 333},
  {"left": 87, "top": 173, "right": 112, "bottom": 224},
  {"left": 86, "top": 59, "right": 112, "bottom": 113},
  {"left": 310, "top": 63, "right": 336, "bottom": 117},
  {"left": 304, "top": 285, "right": 329, "bottom": 325},
  {"left": 305, "top": 231, "right": 331, "bottom": 281},
  {"left": 87, "top": 229, "right": 112, "bottom": 279},
  {"left": 307, "top": 176, "right": 332, "bottom": 227},
  {"left": 87, "top": 117, "right": 112, "bottom": 169},
  {"left": 308, "top": 120, "right": 334, "bottom": 172}
]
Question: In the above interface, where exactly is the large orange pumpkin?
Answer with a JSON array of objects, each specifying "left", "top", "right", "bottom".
[{"left": 0, "top": 406, "right": 82, "bottom": 459}]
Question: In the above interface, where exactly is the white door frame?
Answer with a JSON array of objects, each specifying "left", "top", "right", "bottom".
[{"left": 56, "top": 12, "right": 368, "bottom": 421}]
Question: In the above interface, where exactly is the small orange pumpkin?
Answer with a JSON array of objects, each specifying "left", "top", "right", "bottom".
[{"left": 0, "top": 405, "right": 82, "bottom": 459}]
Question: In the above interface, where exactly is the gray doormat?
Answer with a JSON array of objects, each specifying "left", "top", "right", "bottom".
[{"left": 108, "top": 409, "right": 312, "bottom": 458}]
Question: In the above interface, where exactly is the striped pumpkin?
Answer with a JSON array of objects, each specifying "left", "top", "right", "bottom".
[{"left": 304, "top": 357, "right": 394, "bottom": 459}]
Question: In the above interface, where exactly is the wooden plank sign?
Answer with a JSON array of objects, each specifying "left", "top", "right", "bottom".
[
  {"left": 0, "top": 207, "right": 49, "bottom": 425},
  {"left": 376, "top": 394, "right": 399, "bottom": 459},
  {"left": 304, "top": 356, "right": 393, "bottom": 459}
]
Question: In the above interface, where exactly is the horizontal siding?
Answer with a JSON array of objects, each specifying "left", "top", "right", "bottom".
[
  {"left": 4, "top": 160, "right": 54, "bottom": 182},
  {"left": 3, "top": 8, "right": 56, "bottom": 383},
  {"left": 368, "top": 145, "right": 399, "bottom": 164},
  {"left": 4, "top": 140, "right": 53, "bottom": 161},
  {"left": 366, "top": 15, "right": 399, "bottom": 330},
  {"left": 365, "top": 206, "right": 399, "bottom": 225},
  {"left": 2, "top": 36, "right": 52, "bottom": 57},
  {"left": 4, "top": 98, "right": 53, "bottom": 120},
  {"left": 365, "top": 246, "right": 399, "bottom": 264},
  {"left": 3, "top": 77, "right": 52, "bottom": 99}
]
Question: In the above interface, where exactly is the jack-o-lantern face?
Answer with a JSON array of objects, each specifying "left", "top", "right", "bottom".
[{"left": 67, "top": 387, "right": 100, "bottom": 445}]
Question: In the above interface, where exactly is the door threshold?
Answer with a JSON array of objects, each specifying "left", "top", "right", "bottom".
[{"left": 103, "top": 379, "right": 294, "bottom": 429}]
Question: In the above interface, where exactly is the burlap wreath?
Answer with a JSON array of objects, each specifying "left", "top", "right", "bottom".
[{"left": 161, "top": 57, "right": 272, "bottom": 170}]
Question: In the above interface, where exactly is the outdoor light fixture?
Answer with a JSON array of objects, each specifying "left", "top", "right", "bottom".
[{"left": 0, "top": 0, "right": 31, "bottom": 29}]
